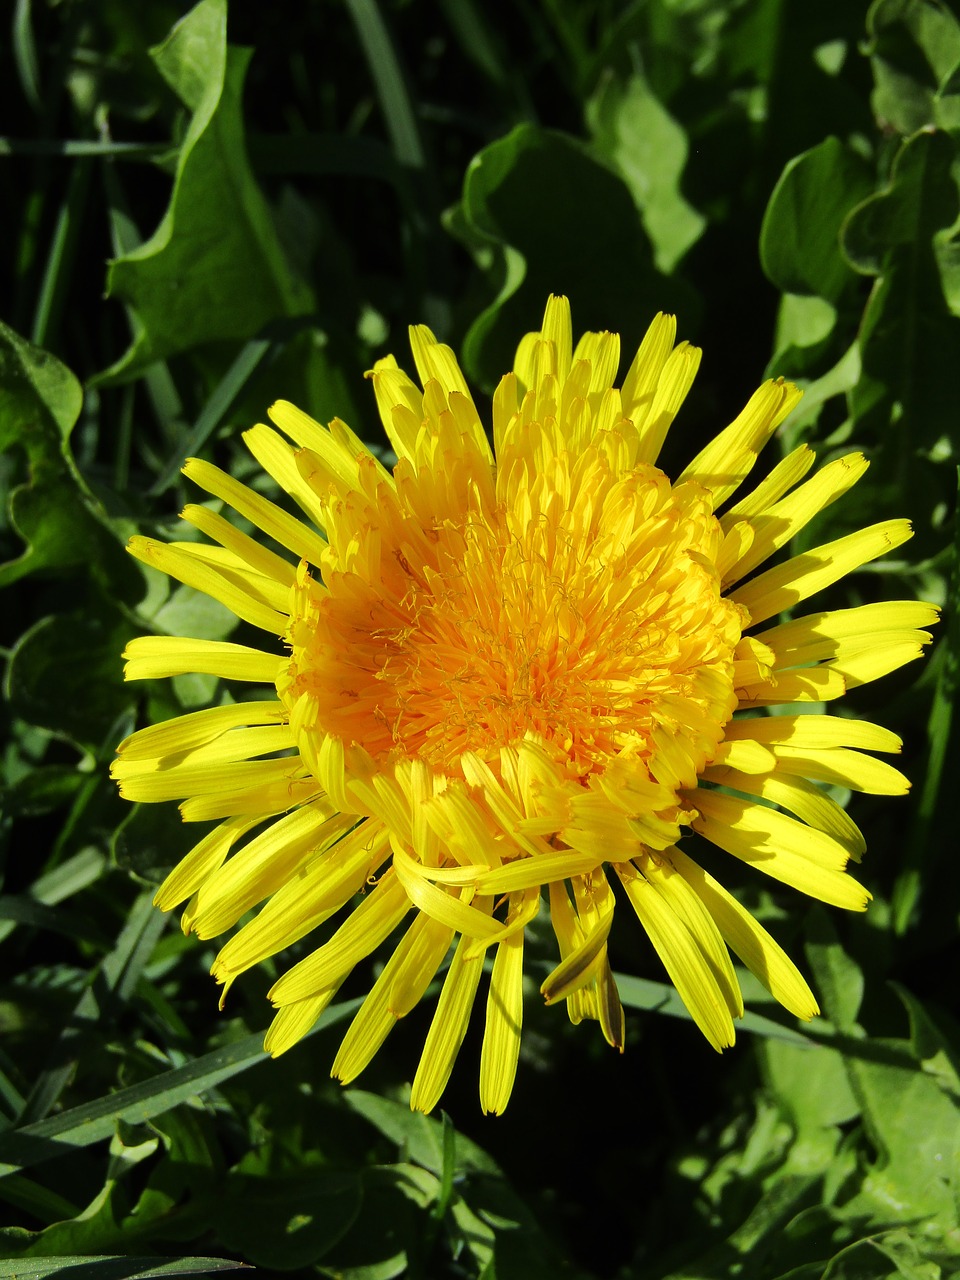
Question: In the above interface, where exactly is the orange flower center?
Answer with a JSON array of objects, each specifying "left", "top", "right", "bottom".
[{"left": 283, "top": 445, "right": 742, "bottom": 783}]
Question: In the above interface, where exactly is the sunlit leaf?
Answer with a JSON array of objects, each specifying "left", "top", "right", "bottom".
[{"left": 98, "top": 0, "right": 314, "bottom": 382}]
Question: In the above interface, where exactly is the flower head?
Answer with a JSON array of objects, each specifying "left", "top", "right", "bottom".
[{"left": 114, "top": 297, "right": 936, "bottom": 1113}]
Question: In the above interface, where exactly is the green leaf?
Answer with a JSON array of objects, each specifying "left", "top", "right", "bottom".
[
  {"left": 804, "top": 911, "right": 864, "bottom": 1031},
  {"left": 5, "top": 611, "right": 134, "bottom": 748},
  {"left": 843, "top": 128, "right": 960, "bottom": 455},
  {"left": 822, "top": 1228, "right": 945, "bottom": 1279},
  {"left": 0, "top": 999, "right": 361, "bottom": 1179},
  {"left": 112, "top": 802, "right": 206, "bottom": 886},
  {"left": 17, "top": 893, "right": 169, "bottom": 1126},
  {"left": 0, "top": 848, "right": 106, "bottom": 947},
  {"left": 841, "top": 1026, "right": 960, "bottom": 1230},
  {"left": 0, "top": 320, "right": 82, "bottom": 451},
  {"left": 0, "top": 1258, "right": 247, "bottom": 1280},
  {"left": 866, "top": 0, "right": 960, "bottom": 134},
  {"left": 1, "top": 765, "right": 89, "bottom": 819},
  {"left": 616, "top": 972, "right": 815, "bottom": 1046},
  {"left": 215, "top": 1165, "right": 362, "bottom": 1269},
  {"left": 311, "top": 1163, "right": 435, "bottom": 1280},
  {"left": 99, "top": 0, "right": 314, "bottom": 383},
  {"left": 761, "top": 1038, "right": 859, "bottom": 1134},
  {"left": 0, "top": 323, "right": 132, "bottom": 590},
  {"left": 893, "top": 470, "right": 960, "bottom": 930},
  {"left": 761, "top": 137, "right": 874, "bottom": 303},
  {"left": 450, "top": 123, "right": 681, "bottom": 389},
  {"left": 343, "top": 1091, "right": 499, "bottom": 1176},
  {"left": 587, "top": 71, "right": 705, "bottom": 272}
]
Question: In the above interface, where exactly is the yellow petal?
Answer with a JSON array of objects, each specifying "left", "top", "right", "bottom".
[
  {"left": 723, "top": 713, "right": 902, "bottom": 753},
  {"left": 540, "top": 294, "right": 573, "bottom": 384},
  {"left": 693, "top": 788, "right": 851, "bottom": 869},
  {"left": 392, "top": 846, "right": 503, "bottom": 939},
  {"left": 154, "top": 815, "right": 263, "bottom": 912},
  {"left": 367, "top": 360, "right": 423, "bottom": 460},
  {"left": 191, "top": 805, "right": 345, "bottom": 941},
  {"left": 114, "top": 755, "right": 304, "bottom": 805},
  {"left": 127, "top": 537, "right": 288, "bottom": 635},
  {"left": 771, "top": 745, "right": 910, "bottom": 795},
  {"left": 480, "top": 901, "right": 526, "bottom": 1115},
  {"left": 701, "top": 766, "right": 865, "bottom": 859},
  {"left": 644, "top": 854, "right": 743, "bottom": 1019},
  {"left": 111, "top": 724, "right": 294, "bottom": 780},
  {"left": 634, "top": 342, "right": 702, "bottom": 465},
  {"left": 265, "top": 989, "right": 339, "bottom": 1056},
  {"left": 180, "top": 504, "right": 297, "bottom": 588},
  {"left": 678, "top": 378, "right": 802, "bottom": 508},
  {"left": 117, "top": 700, "right": 285, "bottom": 761},
  {"left": 668, "top": 847, "right": 819, "bottom": 1020},
  {"left": 213, "top": 822, "right": 390, "bottom": 978},
  {"left": 541, "top": 880, "right": 614, "bottom": 1004},
  {"left": 270, "top": 399, "right": 365, "bottom": 494},
  {"left": 410, "top": 915, "right": 490, "bottom": 1113},
  {"left": 269, "top": 868, "right": 410, "bottom": 1004},
  {"left": 616, "top": 862, "right": 736, "bottom": 1050},
  {"left": 757, "top": 600, "right": 940, "bottom": 658},
  {"left": 182, "top": 457, "right": 329, "bottom": 566},
  {"left": 724, "top": 453, "right": 870, "bottom": 584},
  {"left": 691, "top": 793, "right": 870, "bottom": 910},
  {"left": 720, "top": 444, "right": 816, "bottom": 527},
  {"left": 243, "top": 423, "right": 329, "bottom": 531},
  {"left": 180, "top": 773, "right": 320, "bottom": 822},
  {"left": 731, "top": 519, "right": 913, "bottom": 626},
  {"left": 621, "top": 311, "right": 677, "bottom": 425},
  {"left": 332, "top": 911, "right": 455, "bottom": 1085}
]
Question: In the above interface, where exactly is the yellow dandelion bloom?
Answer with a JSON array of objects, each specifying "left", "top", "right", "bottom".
[{"left": 114, "top": 296, "right": 937, "bottom": 1115}]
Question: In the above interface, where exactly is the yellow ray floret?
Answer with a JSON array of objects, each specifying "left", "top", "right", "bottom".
[{"left": 115, "top": 294, "right": 935, "bottom": 1114}]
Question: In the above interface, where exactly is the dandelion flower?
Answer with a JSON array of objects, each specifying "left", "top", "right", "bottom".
[{"left": 114, "top": 296, "right": 936, "bottom": 1114}]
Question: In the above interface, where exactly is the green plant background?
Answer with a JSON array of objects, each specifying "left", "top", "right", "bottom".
[{"left": 2, "top": 0, "right": 959, "bottom": 1276}]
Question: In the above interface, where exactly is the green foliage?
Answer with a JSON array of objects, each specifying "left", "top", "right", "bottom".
[
  {"left": 100, "top": 0, "right": 315, "bottom": 382},
  {"left": 2, "top": 0, "right": 959, "bottom": 1277}
]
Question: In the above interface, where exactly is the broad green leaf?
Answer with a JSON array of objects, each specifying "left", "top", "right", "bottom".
[
  {"left": 839, "top": 1017, "right": 960, "bottom": 1231},
  {"left": 804, "top": 911, "right": 864, "bottom": 1031},
  {"left": 766, "top": 293, "right": 839, "bottom": 383},
  {"left": 215, "top": 1165, "right": 362, "bottom": 1269},
  {"left": 5, "top": 611, "right": 134, "bottom": 749},
  {"left": 822, "top": 1227, "right": 945, "bottom": 1278},
  {"left": 865, "top": 0, "right": 960, "bottom": 134},
  {"left": 0, "top": 323, "right": 133, "bottom": 590},
  {"left": 343, "top": 1091, "right": 499, "bottom": 1176},
  {"left": 99, "top": 0, "right": 314, "bottom": 382},
  {"left": 587, "top": 71, "right": 705, "bottom": 272},
  {"left": 112, "top": 802, "right": 206, "bottom": 886},
  {"left": 309, "top": 1163, "right": 437, "bottom": 1280},
  {"left": 843, "top": 130, "right": 959, "bottom": 276},
  {"left": 450, "top": 123, "right": 680, "bottom": 389},
  {"left": 761, "top": 138, "right": 873, "bottom": 303},
  {"left": 761, "top": 1038, "right": 859, "bottom": 1134},
  {"left": 0, "top": 320, "right": 81, "bottom": 450},
  {"left": 843, "top": 128, "right": 960, "bottom": 455}
]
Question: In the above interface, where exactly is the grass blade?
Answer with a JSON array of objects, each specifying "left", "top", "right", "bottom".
[
  {"left": 0, "top": 1257, "right": 248, "bottom": 1279},
  {"left": 615, "top": 972, "right": 813, "bottom": 1047},
  {"left": 0, "top": 998, "right": 361, "bottom": 1178},
  {"left": 148, "top": 337, "right": 274, "bottom": 496}
]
